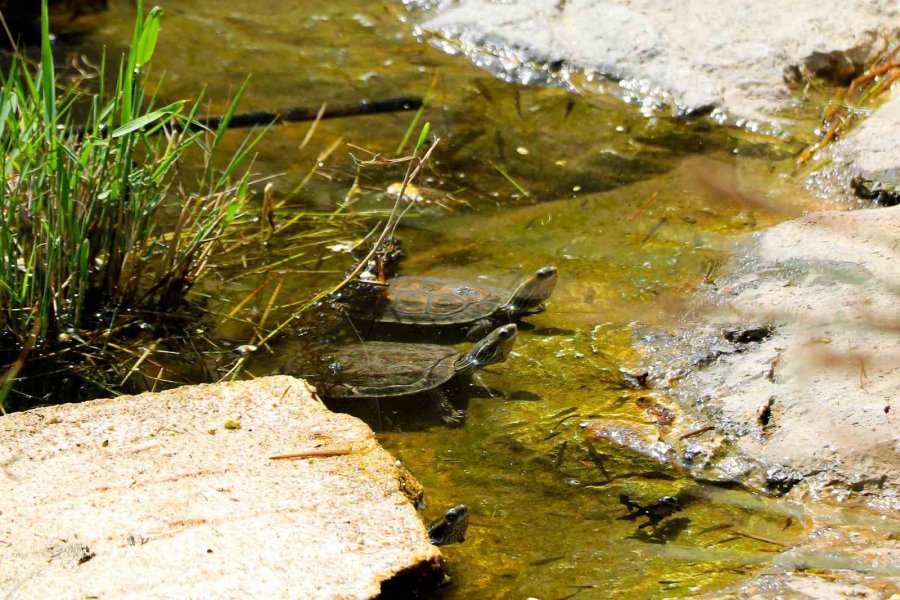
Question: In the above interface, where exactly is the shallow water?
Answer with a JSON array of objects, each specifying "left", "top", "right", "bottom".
[{"left": 62, "top": 0, "right": 860, "bottom": 596}]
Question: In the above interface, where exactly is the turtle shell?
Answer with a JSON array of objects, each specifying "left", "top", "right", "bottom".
[
  {"left": 306, "top": 341, "right": 460, "bottom": 398},
  {"left": 370, "top": 276, "right": 507, "bottom": 326}
]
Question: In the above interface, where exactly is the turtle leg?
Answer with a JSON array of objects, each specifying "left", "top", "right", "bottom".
[{"left": 429, "top": 389, "right": 466, "bottom": 427}]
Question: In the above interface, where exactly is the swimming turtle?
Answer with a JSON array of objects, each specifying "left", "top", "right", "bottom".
[
  {"left": 354, "top": 266, "right": 557, "bottom": 336},
  {"left": 427, "top": 504, "right": 469, "bottom": 545},
  {"left": 329, "top": 236, "right": 405, "bottom": 309},
  {"left": 284, "top": 323, "right": 517, "bottom": 425},
  {"left": 619, "top": 494, "right": 682, "bottom": 529}
]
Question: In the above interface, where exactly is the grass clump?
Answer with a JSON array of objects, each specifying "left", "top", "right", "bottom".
[
  {"left": 0, "top": 1, "right": 264, "bottom": 411},
  {"left": 799, "top": 41, "right": 900, "bottom": 166}
]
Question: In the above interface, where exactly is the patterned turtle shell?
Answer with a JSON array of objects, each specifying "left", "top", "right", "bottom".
[
  {"left": 288, "top": 324, "right": 518, "bottom": 399},
  {"left": 365, "top": 266, "right": 557, "bottom": 326},
  {"left": 316, "top": 342, "right": 459, "bottom": 398}
]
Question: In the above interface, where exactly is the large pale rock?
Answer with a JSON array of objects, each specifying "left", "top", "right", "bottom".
[
  {"left": 833, "top": 91, "right": 900, "bottom": 186},
  {"left": 416, "top": 0, "right": 899, "bottom": 126},
  {"left": 656, "top": 205, "right": 900, "bottom": 506},
  {"left": 0, "top": 376, "right": 442, "bottom": 599}
]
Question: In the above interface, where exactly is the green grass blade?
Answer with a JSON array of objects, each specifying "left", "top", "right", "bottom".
[
  {"left": 135, "top": 7, "right": 164, "bottom": 68},
  {"left": 214, "top": 78, "right": 250, "bottom": 143},
  {"left": 396, "top": 72, "right": 437, "bottom": 155},
  {"left": 39, "top": 0, "right": 55, "bottom": 126},
  {"left": 414, "top": 122, "right": 431, "bottom": 155},
  {"left": 111, "top": 102, "right": 184, "bottom": 137}
]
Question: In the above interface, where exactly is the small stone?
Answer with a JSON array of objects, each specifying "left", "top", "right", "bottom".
[{"left": 723, "top": 325, "right": 772, "bottom": 344}]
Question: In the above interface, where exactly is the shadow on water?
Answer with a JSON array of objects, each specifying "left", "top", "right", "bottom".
[{"left": 61, "top": 0, "right": 847, "bottom": 597}]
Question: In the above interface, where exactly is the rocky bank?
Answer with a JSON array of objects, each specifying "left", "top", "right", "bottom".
[{"left": 414, "top": 0, "right": 899, "bottom": 129}]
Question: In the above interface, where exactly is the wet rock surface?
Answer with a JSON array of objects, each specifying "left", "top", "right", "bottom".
[
  {"left": 414, "top": 0, "right": 899, "bottom": 126},
  {"left": 823, "top": 92, "right": 900, "bottom": 206},
  {"left": 645, "top": 205, "right": 900, "bottom": 509},
  {"left": 0, "top": 376, "right": 443, "bottom": 599},
  {"left": 839, "top": 93, "right": 900, "bottom": 184},
  {"left": 705, "top": 514, "right": 900, "bottom": 599}
]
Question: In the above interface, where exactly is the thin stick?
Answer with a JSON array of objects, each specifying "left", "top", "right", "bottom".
[
  {"left": 258, "top": 274, "right": 285, "bottom": 333},
  {"left": 798, "top": 55, "right": 899, "bottom": 165},
  {"left": 729, "top": 530, "right": 787, "bottom": 548},
  {"left": 251, "top": 139, "right": 441, "bottom": 349},
  {"left": 226, "top": 272, "right": 281, "bottom": 319},
  {"left": 269, "top": 447, "right": 353, "bottom": 460},
  {"left": 74, "top": 97, "right": 424, "bottom": 138},
  {"left": 299, "top": 103, "right": 327, "bottom": 150},
  {"left": 120, "top": 339, "right": 159, "bottom": 386},
  {"left": 678, "top": 425, "right": 715, "bottom": 440},
  {"left": 627, "top": 191, "right": 658, "bottom": 222},
  {"left": 846, "top": 61, "right": 900, "bottom": 98},
  {"left": 198, "top": 97, "right": 423, "bottom": 130},
  {"left": 289, "top": 136, "right": 344, "bottom": 197},
  {"left": 489, "top": 160, "right": 531, "bottom": 198},
  {"left": 641, "top": 217, "right": 667, "bottom": 244}
]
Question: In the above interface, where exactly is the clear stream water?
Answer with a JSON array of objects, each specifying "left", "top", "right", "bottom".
[{"left": 58, "top": 1, "right": 887, "bottom": 597}]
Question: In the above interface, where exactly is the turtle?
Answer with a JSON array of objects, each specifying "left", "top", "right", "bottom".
[
  {"left": 427, "top": 504, "right": 469, "bottom": 545},
  {"left": 329, "top": 236, "right": 405, "bottom": 309},
  {"left": 353, "top": 266, "right": 558, "bottom": 337},
  {"left": 350, "top": 235, "right": 406, "bottom": 280},
  {"left": 618, "top": 494, "right": 682, "bottom": 529},
  {"left": 284, "top": 323, "right": 517, "bottom": 425}
]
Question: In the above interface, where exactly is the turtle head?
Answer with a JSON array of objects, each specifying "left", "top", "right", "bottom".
[
  {"left": 659, "top": 496, "right": 681, "bottom": 510},
  {"left": 427, "top": 504, "right": 470, "bottom": 545},
  {"left": 443, "top": 504, "right": 469, "bottom": 525},
  {"left": 454, "top": 323, "right": 517, "bottom": 375},
  {"left": 504, "top": 266, "right": 558, "bottom": 314}
]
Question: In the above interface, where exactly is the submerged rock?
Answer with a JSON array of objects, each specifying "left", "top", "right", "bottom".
[
  {"left": 0, "top": 376, "right": 443, "bottom": 599},
  {"left": 578, "top": 418, "right": 685, "bottom": 483},
  {"left": 0, "top": 0, "right": 108, "bottom": 45},
  {"left": 706, "top": 518, "right": 900, "bottom": 599}
]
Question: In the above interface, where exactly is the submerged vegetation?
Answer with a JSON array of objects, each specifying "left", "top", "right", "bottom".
[
  {"left": 0, "top": 2, "right": 266, "bottom": 409},
  {"left": 0, "top": 1, "right": 438, "bottom": 411}
]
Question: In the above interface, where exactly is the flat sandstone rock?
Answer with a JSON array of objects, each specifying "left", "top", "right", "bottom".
[{"left": 0, "top": 376, "right": 442, "bottom": 599}]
